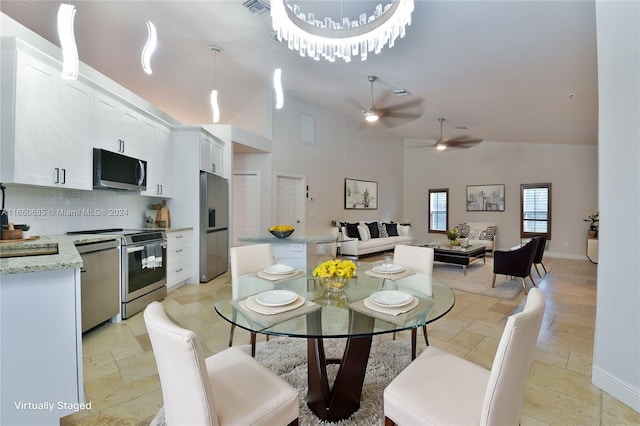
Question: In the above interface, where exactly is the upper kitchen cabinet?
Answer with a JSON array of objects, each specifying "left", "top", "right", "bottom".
[
  {"left": 141, "top": 120, "right": 173, "bottom": 197},
  {"left": 93, "top": 92, "right": 142, "bottom": 158},
  {"left": 0, "top": 39, "right": 92, "bottom": 190},
  {"left": 199, "top": 131, "right": 224, "bottom": 176}
]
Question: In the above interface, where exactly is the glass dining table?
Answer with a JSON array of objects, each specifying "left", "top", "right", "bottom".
[{"left": 214, "top": 261, "right": 455, "bottom": 422}]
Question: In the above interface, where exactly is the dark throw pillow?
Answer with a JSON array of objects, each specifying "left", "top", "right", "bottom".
[
  {"left": 366, "top": 222, "right": 379, "bottom": 238},
  {"left": 345, "top": 222, "right": 361, "bottom": 240},
  {"left": 385, "top": 222, "right": 399, "bottom": 236}
]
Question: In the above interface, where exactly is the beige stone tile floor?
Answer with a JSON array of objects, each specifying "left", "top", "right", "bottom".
[{"left": 61, "top": 256, "right": 640, "bottom": 425}]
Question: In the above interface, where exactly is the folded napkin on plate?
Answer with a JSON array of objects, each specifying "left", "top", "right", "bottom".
[
  {"left": 231, "top": 297, "right": 320, "bottom": 330},
  {"left": 349, "top": 297, "right": 433, "bottom": 326},
  {"left": 257, "top": 269, "right": 303, "bottom": 282},
  {"left": 365, "top": 268, "right": 414, "bottom": 281}
]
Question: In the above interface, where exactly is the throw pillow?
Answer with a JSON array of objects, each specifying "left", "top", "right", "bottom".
[
  {"left": 485, "top": 226, "right": 497, "bottom": 240},
  {"left": 397, "top": 224, "right": 410, "bottom": 237},
  {"left": 479, "top": 230, "right": 488, "bottom": 240},
  {"left": 468, "top": 229, "right": 481, "bottom": 240},
  {"left": 366, "top": 222, "right": 379, "bottom": 238},
  {"left": 456, "top": 223, "right": 470, "bottom": 238},
  {"left": 345, "top": 223, "right": 361, "bottom": 240},
  {"left": 357, "top": 224, "right": 370, "bottom": 241},
  {"left": 377, "top": 222, "right": 389, "bottom": 238},
  {"left": 385, "top": 222, "right": 399, "bottom": 236}
]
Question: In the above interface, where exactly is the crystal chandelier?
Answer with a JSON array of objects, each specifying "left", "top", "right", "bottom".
[{"left": 271, "top": 0, "right": 414, "bottom": 63}]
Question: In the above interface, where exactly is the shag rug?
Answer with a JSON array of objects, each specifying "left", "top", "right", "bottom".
[
  {"left": 151, "top": 336, "right": 413, "bottom": 426},
  {"left": 432, "top": 257, "right": 540, "bottom": 300}
]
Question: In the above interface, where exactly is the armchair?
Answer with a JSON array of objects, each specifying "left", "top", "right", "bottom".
[
  {"left": 492, "top": 238, "right": 539, "bottom": 294},
  {"left": 532, "top": 236, "right": 548, "bottom": 277}
]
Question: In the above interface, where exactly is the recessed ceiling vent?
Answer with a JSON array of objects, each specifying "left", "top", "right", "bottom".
[{"left": 243, "top": 0, "right": 271, "bottom": 16}]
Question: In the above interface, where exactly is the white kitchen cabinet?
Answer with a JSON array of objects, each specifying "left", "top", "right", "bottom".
[
  {"left": 93, "top": 92, "right": 142, "bottom": 158},
  {"left": 142, "top": 121, "right": 172, "bottom": 197},
  {"left": 199, "top": 131, "right": 224, "bottom": 176},
  {"left": 167, "top": 229, "right": 192, "bottom": 289},
  {"left": 1, "top": 268, "right": 84, "bottom": 425},
  {"left": 0, "top": 42, "right": 92, "bottom": 190}
]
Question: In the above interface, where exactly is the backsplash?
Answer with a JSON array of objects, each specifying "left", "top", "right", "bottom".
[{"left": 2, "top": 184, "right": 164, "bottom": 235}]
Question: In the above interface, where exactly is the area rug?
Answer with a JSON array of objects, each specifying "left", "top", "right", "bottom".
[
  {"left": 431, "top": 257, "right": 536, "bottom": 300},
  {"left": 152, "top": 336, "right": 412, "bottom": 426}
]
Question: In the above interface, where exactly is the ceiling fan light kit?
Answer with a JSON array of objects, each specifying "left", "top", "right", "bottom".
[{"left": 270, "top": 0, "right": 414, "bottom": 62}]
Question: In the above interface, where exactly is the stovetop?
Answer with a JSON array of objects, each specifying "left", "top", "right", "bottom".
[{"left": 67, "top": 228, "right": 166, "bottom": 244}]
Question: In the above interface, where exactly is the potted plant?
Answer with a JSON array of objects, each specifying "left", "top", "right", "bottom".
[
  {"left": 583, "top": 210, "right": 599, "bottom": 237},
  {"left": 446, "top": 228, "right": 460, "bottom": 245}
]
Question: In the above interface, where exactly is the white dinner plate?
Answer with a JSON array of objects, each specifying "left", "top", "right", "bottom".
[
  {"left": 254, "top": 290, "right": 299, "bottom": 307},
  {"left": 263, "top": 264, "right": 295, "bottom": 275},
  {"left": 372, "top": 264, "right": 405, "bottom": 274},
  {"left": 370, "top": 290, "right": 413, "bottom": 308}
]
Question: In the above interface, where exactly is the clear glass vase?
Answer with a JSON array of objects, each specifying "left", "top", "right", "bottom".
[{"left": 319, "top": 276, "right": 350, "bottom": 292}]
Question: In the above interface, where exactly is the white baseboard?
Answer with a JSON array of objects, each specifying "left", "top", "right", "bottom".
[
  {"left": 592, "top": 366, "right": 640, "bottom": 412},
  {"left": 545, "top": 251, "right": 589, "bottom": 260}
]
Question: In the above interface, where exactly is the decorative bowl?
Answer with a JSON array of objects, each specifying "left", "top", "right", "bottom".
[{"left": 269, "top": 227, "right": 294, "bottom": 238}]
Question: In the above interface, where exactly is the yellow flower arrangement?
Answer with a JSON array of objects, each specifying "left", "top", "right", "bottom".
[{"left": 312, "top": 259, "right": 357, "bottom": 279}]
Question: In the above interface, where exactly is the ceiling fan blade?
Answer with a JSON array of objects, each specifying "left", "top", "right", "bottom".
[
  {"left": 345, "top": 96, "right": 365, "bottom": 111},
  {"left": 382, "top": 111, "right": 424, "bottom": 120},
  {"left": 447, "top": 135, "right": 484, "bottom": 144},
  {"left": 372, "top": 90, "right": 393, "bottom": 110},
  {"left": 445, "top": 140, "right": 483, "bottom": 149},
  {"left": 382, "top": 98, "right": 425, "bottom": 113}
]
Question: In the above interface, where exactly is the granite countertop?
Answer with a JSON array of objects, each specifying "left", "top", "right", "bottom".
[
  {"left": 0, "top": 234, "right": 122, "bottom": 275},
  {"left": 0, "top": 227, "right": 194, "bottom": 275}
]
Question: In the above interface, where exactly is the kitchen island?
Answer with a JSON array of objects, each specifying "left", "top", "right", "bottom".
[
  {"left": 0, "top": 234, "right": 115, "bottom": 426},
  {"left": 238, "top": 232, "right": 337, "bottom": 270}
]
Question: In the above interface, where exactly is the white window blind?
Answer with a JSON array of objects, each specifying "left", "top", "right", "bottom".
[
  {"left": 429, "top": 190, "right": 448, "bottom": 232},
  {"left": 522, "top": 184, "right": 551, "bottom": 237}
]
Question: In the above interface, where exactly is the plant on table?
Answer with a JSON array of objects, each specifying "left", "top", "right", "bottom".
[
  {"left": 583, "top": 210, "right": 599, "bottom": 230},
  {"left": 446, "top": 228, "right": 460, "bottom": 245}
]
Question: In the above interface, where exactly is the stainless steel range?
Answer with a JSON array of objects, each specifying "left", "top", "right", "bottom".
[{"left": 69, "top": 228, "right": 168, "bottom": 319}]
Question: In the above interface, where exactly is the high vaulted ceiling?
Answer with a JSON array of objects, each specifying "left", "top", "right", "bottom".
[{"left": 0, "top": 1, "right": 598, "bottom": 145}]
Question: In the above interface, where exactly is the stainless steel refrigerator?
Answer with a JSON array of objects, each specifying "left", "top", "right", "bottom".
[{"left": 200, "top": 171, "right": 229, "bottom": 282}]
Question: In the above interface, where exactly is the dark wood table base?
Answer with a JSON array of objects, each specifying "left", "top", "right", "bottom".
[{"left": 307, "top": 336, "right": 373, "bottom": 421}]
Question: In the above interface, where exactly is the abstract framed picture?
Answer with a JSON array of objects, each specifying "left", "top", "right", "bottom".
[
  {"left": 466, "top": 184, "right": 505, "bottom": 212},
  {"left": 344, "top": 178, "right": 377, "bottom": 209}
]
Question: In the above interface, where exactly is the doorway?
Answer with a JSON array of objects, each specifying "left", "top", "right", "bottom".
[
  {"left": 232, "top": 171, "right": 260, "bottom": 246},
  {"left": 274, "top": 174, "right": 306, "bottom": 232}
]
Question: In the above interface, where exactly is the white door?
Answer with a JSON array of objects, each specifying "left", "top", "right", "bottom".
[
  {"left": 276, "top": 175, "right": 305, "bottom": 230},
  {"left": 232, "top": 172, "right": 260, "bottom": 246}
]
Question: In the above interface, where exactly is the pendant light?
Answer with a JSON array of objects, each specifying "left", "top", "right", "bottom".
[
  {"left": 57, "top": 3, "right": 79, "bottom": 80},
  {"left": 274, "top": 68, "right": 284, "bottom": 109},
  {"left": 209, "top": 45, "right": 223, "bottom": 123}
]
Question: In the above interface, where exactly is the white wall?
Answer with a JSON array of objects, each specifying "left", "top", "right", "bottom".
[
  {"left": 232, "top": 95, "right": 405, "bottom": 233},
  {"left": 592, "top": 0, "right": 640, "bottom": 412},
  {"left": 403, "top": 140, "right": 598, "bottom": 257}
]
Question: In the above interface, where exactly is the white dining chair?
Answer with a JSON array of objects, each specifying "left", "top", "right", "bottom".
[
  {"left": 229, "top": 244, "right": 275, "bottom": 356},
  {"left": 144, "top": 302, "right": 299, "bottom": 426},
  {"left": 392, "top": 244, "right": 434, "bottom": 357},
  {"left": 384, "top": 288, "right": 545, "bottom": 426}
]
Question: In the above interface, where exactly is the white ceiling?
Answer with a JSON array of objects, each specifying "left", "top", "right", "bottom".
[{"left": 0, "top": 1, "right": 598, "bottom": 145}]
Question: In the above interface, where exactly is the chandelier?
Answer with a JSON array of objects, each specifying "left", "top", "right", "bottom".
[{"left": 271, "top": 0, "right": 414, "bottom": 63}]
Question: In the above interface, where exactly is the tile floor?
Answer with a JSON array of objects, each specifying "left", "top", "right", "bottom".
[{"left": 61, "top": 256, "right": 640, "bottom": 425}]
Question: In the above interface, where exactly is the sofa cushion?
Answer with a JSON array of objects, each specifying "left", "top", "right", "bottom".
[
  {"left": 485, "top": 225, "right": 496, "bottom": 240},
  {"left": 469, "top": 229, "right": 481, "bottom": 240},
  {"left": 456, "top": 223, "right": 471, "bottom": 238},
  {"left": 366, "top": 222, "right": 379, "bottom": 238},
  {"left": 378, "top": 223, "right": 389, "bottom": 238},
  {"left": 398, "top": 224, "right": 410, "bottom": 237},
  {"left": 344, "top": 223, "right": 360, "bottom": 239},
  {"left": 358, "top": 224, "right": 370, "bottom": 241},
  {"left": 385, "top": 222, "right": 399, "bottom": 237}
]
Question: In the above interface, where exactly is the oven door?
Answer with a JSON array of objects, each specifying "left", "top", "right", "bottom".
[{"left": 123, "top": 242, "right": 167, "bottom": 302}]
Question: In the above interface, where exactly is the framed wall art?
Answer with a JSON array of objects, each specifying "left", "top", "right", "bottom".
[
  {"left": 344, "top": 178, "right": 377, "bottom": 209},
  {"left": 466, "top": 184, "right": 505, "bottom": 212}
]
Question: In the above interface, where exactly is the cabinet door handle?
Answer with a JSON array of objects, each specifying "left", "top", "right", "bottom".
[
  {"left": 212, "top": 163, "right": 216, "bottom": 173},
  {"left": 54, "top": 168, "right": 60, "bottom": 184},
  {"left": 118, "top": 139, "right": 124, "bottom": 152},
  {"left": 176, "top": 249, "right": 183, "bottom": 253},
  {"left": 176, "top": 268, "right": 183, "bottom": 273},
  {"left": 61, "top": 168, "right": 66, "bottom": 184}
]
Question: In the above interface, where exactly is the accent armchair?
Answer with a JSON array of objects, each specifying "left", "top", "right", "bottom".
[
  {"left": 384, "top": 288, "right": 545, "bottom": 426},
  {"left": 532, "top": 235, "right": 548, "bottom": 277},
  {"left": 144, "top": 301, "right": 299, "bottom": 426},
  {"left": 492, "top": 237, "right": 540, "bottom": 294}
]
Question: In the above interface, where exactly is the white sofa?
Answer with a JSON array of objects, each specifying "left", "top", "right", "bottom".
[
  {"left": 455, "top": 221, "right": 497, "bottom": 252},
  {"left": 339, "top": 221, "right": 412, "bottom": 257}
]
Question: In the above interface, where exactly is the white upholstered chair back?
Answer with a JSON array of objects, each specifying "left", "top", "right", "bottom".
[
  {"left": 230, "top": 244, "right": 275, "bottom": 278},
  {"left": 144, "top": 301, "right": 219, "bottom": 426},
  {"left": 480, "top": 288, "right": 545, "bottom": 425},
  {"left": 393, "top": 244, "right": 434, "bottom": 275}
]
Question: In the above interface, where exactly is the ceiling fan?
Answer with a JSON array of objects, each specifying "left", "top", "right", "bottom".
[
  {"left": 354, "top": 75, "right": 424, "bottom": 128},
  {"left": 431, "top": 118, "right": 483, "bottom": 150}
]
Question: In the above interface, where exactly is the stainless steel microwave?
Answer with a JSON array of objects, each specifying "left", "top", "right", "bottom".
[{"left": 93, "top": 148, "right": 147, "bottom": 191}]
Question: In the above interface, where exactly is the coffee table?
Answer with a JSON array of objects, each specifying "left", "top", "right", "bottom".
[{"left": 429, "top": 244, "right": 486, "bottom": 275}]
